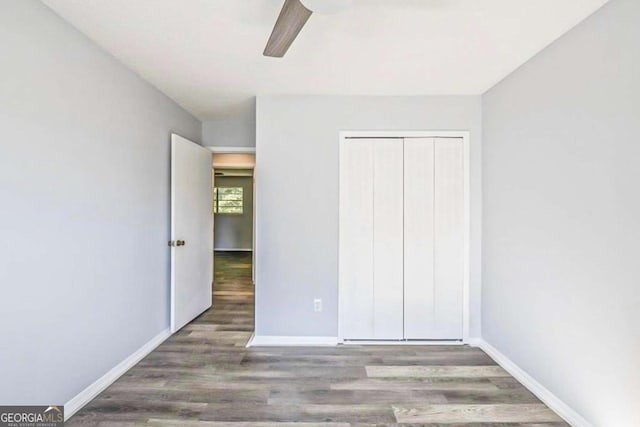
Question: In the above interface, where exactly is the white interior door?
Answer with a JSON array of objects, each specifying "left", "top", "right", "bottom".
[
  {"left": 339, "top": 140, "right": 374, "bottom": 339},
  {"left": 372, "top": 139, "right": 404, "bottom": 339},
  {"left": 404, "top": 137, "right": 463, "bottom": 340},
  {"left": 171, "top": 134, "right": 213, "bottom": 333},
  {"left": 403, "top": 138, "right": 436, "bottom": 339},
  {"left": 432, "top": 137, "right": 464, "bottom": 339},
  {"left": 339, "top": 138, "right": 403, "bottom": 340}
]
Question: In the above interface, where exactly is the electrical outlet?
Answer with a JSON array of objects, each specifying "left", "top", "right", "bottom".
[{"left": 313, "top": 298, "right": 322, "bottom": 312}]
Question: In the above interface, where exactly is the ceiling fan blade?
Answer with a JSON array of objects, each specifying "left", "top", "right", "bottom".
[{"left": 263, "top": 0, "right": 312, "bottom": 58}]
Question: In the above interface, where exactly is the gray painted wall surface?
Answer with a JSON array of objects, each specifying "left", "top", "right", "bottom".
[
  {"left": 214, "top": 176, "right": 254, "bottom": 250},
  {"left": 0, "top": 1, "right": 201, "bottom": 404},
  {"left": 256, "top": 95, "right": 482, "bottom": 338},
  {"left": 482, "top": 0, "right": 639, "bottom": 423},
  {"left": 203, "top": 106, "right": 256, "bottom": 148}
]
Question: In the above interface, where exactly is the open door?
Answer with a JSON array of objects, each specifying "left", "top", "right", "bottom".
[{"left": 170, "top": 134, "right": 213, "bottom": 332}]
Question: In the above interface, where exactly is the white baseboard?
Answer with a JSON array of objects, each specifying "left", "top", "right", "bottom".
[
  {"left": 249, "top": 336, "right": 468, "bottom": 347},
  {"left": 466, "top": 337, "right": 483, "bottom": 347},
  {"left": 471, "top": 339, "right": 591, "bottom": 427},
  {"left": 64, "top": 328, "right": 172, "bottom": 421},
  {"left": 248, "top": 335, "right": 338, "bottom": 347},
  {"left": 214, "top": 248, "right": 252, "bottom": 252},
  {"left": 340, "top": 340, "right": 464, "bottom": 346}
]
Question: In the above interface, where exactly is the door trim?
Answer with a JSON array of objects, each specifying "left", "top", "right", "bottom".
[
  {"left": 208, "top": 149, "right": 258, "bottom": 319},
  {"left": 207, "top": 146, "right": 256, "bottom": 153},
  {"left": 338, "top": 131, "right": 471, "bottom": 344}
]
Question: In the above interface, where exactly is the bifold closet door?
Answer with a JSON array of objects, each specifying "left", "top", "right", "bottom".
[
  {"left": 404, "top": 137, "right": 464, "bottom": 340},
  {"left": 339, "top": 139, "right": 403, "bottom": 340},
  {"left": 339, "top": 140, "right": 374, "bottom": 339},
  {"left": 403, "top": 138, "right": 435, "bottom": 339},
  {"left": 372, "top": 139, "right": 404, "bottom": 339},
  {"left": 434, "top": 138, "right": 464, "bottom": 339}
]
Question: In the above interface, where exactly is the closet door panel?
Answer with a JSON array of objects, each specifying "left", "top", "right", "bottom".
[
  {"left": 339, "top": 140, "right": 374, "bottom": 339},
  {"left": 403, "top": 138, "right": 436, "bottom": 339},
  {"left": 434, "top": 138, "right": 464, "bottom": 339},
  {"left": 372, "top": 139, "right": 404, "bottom": 339}
]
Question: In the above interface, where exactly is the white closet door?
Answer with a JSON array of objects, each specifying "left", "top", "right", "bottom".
[
  {"left": 433, "top": 138, "right": 464, "bottom": 339},
  {"left": 340, "top": 136, "right": 463, "bottom": 341},
  {"left": 403, "top": 138, "right": 436, "bottom": 339},
  {"left": 372, "top": 139, "right": 404, "bottom": 339},
  {"left": 339, "top": 140, "right": 374, "bottom": 339},
  {"left": 404, "top": 137, "right": 464, "bottom": 340}
]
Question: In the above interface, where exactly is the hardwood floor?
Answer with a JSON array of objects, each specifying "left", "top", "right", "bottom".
[{"left": 68, "top": 251, "right": 566, "bottom": 426}]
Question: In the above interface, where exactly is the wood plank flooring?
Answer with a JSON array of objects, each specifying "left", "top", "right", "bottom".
[{"left": 68, "top": 251, "right": 566, "bottom": 426}]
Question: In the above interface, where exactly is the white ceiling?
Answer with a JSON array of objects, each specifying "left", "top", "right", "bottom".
[{"left": 42, "top": 0, "right": 608, "bottom": 120}]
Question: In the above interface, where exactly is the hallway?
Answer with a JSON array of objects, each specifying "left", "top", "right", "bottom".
[{"left": 68, "top": 252, "right": 565, "bottom": 425}]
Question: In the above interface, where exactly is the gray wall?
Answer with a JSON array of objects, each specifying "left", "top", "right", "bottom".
[
  {"left": 256, "top": 95, "right": 482, "bottom": 337},
  {"left": 482, "top": 0, "right": 639, "bottom": 423},
  {"left": 214, "top": 176, "right": 254, "bottom": 250},
  {"left": 203, "top": 106, "right": 256, "bottom": 148},
  {"left": 0, "top": 0, "right": 201, "bottom": 405}
]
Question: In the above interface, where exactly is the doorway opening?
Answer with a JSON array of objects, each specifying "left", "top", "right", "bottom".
[{"left": 211, "top": 152, "right": 256, "bottom": 333}]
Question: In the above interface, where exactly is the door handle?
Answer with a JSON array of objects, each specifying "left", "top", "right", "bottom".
[
  {"left": 177, "top": 240, "right": 186, "bottom": 247},
  {"left": 168, "top": 240, "right": 186, "bottom": 247}
]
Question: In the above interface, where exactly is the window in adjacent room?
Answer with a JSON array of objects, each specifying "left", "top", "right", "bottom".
[{"left": 213, "top": 187, "right": 243, "bottom": 214}]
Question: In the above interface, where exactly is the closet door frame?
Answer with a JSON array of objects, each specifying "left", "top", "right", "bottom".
[{"left": 338, "top": 130, "right": 471, "bottom": 344}]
